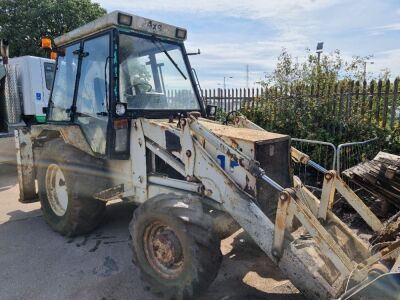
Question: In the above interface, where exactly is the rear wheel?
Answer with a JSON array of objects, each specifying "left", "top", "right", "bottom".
[
  {"left": 37, "top": 139, "right": 108, "bottom": 236},
  {"left": 130, "top": 194, "right": 222, "bottom": 299}
]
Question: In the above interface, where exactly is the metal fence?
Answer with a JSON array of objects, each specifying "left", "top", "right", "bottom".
[
  {"left": 336, "top": 137, "right": 380, "bottom": 174},
  {"left": 291, "top": 137, "right": 380, "bottom": 190},
  {"left": 291, "top": 138, "right": 337, "bottom": 191}
]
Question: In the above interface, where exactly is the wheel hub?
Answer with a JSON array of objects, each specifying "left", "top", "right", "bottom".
[
  {"left": 45, "top": 164, "right": 68, "bottom": 217},
  {"left": 144, "top": 222, "right": 184, "bottom": 279},
  {"left": 153, "top": 229, "right": 183, "bottom": 267}
]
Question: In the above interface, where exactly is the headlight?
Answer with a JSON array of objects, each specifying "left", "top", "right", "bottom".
[
  {"left": 115, "top": 103, "right": 126, "bottom": 116},
  {"left": 175, "top": 28, "right": 187, "bottom": 39},
  {"left": 118, "top": 13, "right": 133, "bottom": 26}
]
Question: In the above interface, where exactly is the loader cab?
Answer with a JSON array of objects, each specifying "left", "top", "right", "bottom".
[{"left": 46, "top": 11, "right": 204, "bottom": 159}]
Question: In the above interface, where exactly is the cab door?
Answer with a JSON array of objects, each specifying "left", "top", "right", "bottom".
[
  {"left": 47, "top": 43, "right": 79, "bottom": 122},
  {"left": 74, "top": 34, "right": 110, "bottom": 155}
]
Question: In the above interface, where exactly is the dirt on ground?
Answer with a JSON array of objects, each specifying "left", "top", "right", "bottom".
[{"left": 0, "top": 163, "right": 303, "bottom": 300}]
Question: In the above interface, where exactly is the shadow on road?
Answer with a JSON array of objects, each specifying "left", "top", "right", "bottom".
[{"left": 0, "top": 163, "right": 17, "bottom": 191}]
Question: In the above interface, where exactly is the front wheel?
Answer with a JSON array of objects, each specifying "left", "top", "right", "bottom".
[
  {"left": 37, "top": 139, "right": 108, "bottom": 236},
  {"left": 130, "top": 194, "right": 222, "bottom": 299}
]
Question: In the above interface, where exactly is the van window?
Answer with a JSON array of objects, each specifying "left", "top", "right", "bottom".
[{"left": 44, "top": 62, "right": 55, "bottom": 90}]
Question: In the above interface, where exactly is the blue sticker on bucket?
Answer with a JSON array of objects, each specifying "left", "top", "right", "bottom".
[{"left": 36, "top": 92, "right": 41, "bottom": 101}]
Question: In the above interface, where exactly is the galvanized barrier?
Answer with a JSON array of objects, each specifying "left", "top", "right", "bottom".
[
  {"left": 336, "top": 137, "right": 379, "bottom": 174},
  {"left": 291, "top": 138, "right": 337, "bottom": 191}
]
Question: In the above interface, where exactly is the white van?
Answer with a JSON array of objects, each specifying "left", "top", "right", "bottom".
[
  {"left": 0, "top": 56, "right": 55, "bottom": 162},
  {"left": 8, "top": 56, "right": 55, "bottom": 123}
]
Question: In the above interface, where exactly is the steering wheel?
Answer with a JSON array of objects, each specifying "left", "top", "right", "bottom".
[{"left": 124, "top": 82, "right": 152, "bottom": 95}]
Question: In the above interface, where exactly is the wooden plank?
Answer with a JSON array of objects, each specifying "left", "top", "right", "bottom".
[
  {"left": 218, "top": 88, "right": 222, "bottom": 110},
  {"left": 227, "top": 88, "right": 231, "bottom": 112},
  {"left": 382, "top": 79, "right": 390, "bottom": 128},
  {"left": 235, "top": 88, "right": 238, "bottom": 111},
  {"left": 361, "top": 80, "right": 367, "bottom": 117},
  {"left": 326, "top": 83, "right": 332, "bottom": 114},
  {"left": 376, "top": 79, "right": 383, "bottom": 122},
  {"left": 256, "top": 87, "right": 259, "bottom": 109},
  {"left": 212, "top": 88, "right": 216, "bottom": 106},
  {"left": 332, "top": 83, "right": 338, "bottom": 117},
  {"left": 239, "top": 88, "right": 242, "bottom": 109},
  {"left": 260, "top": 88, "right": 265, "bottom": 109},
  {"left": 368, "top": 81, "right": 375, "bottom": 124},
  {"left": 354, "top": 81, "right": 360, "bottom": 114},
  {"left": 346, "top": 81, "right": 354, "bottom": 121},
  {"left": 390, "top": 78, "right": 399, "bottom": 129},
  {"left": 223, "top": 88, "right": 227, "bottom": 112},
  {"left": 339, "top": 84, "right": 346, "bottom": 137},
  {"left": 251, "top": 88, "right": 255, "bottom": 112}
]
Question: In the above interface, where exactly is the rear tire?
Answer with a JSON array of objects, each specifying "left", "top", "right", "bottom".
[
  {"left": 130, "top": 194, "right": 222, "bottom": 299},
  {"left": 37, "top": 139, "right": 108, "bottom": 236}
]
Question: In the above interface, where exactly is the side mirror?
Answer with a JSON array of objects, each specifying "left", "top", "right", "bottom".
[
  {"left": 206, "top": 104, "right": 217, "bottom": 119},
  {"left": 187, "top": 49, "right": 201, "bottom": 56}
]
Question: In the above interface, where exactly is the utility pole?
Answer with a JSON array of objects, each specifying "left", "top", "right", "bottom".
[{"left": 223, "top": 76, "right": 233, "bottom": 90}]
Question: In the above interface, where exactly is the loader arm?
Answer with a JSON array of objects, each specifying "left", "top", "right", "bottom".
[
  {"left": 124, "top": 115, "right": 378, "bottom": 299},
  {"left": 229, "top": 114, "right": 400, "bottom": 298}
]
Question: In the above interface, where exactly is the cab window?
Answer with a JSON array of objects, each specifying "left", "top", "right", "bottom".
[
  {"left": 75, "top": 34, "right": 110, "bottom": 155},
  {"left": 48, "top": 43, "right": 79, "bottom": 121},
  {"left": 119, "top": 33, "right": 199, "bottom": 111}
]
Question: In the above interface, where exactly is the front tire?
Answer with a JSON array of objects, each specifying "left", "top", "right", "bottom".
[
  {"left": 37, "top": 139, "right": 108, "bottom": 236},
  {"left": 130, "top": 194, "right": 222, "bottom": 299}
]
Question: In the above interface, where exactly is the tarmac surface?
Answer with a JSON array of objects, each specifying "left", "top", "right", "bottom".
[{"left": 0, "top": 163, "right": 303, "bottom": 300}]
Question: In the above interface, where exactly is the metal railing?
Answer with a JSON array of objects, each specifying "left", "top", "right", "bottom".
[
  {"left": 292, "top": 137, "right": 380, "bottom": 190},
  {"left": 336, "top": 137, "right": 379, "bottom": 174},
  {"left": 291, "top": 138, "right": 337, "bottom": 191}
]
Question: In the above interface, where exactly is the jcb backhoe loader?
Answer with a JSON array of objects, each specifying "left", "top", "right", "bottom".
[{"left": 15, "top": 11, "right": 400, "bottom": 299}]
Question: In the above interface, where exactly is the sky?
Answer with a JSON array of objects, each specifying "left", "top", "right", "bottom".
[{"left": 97, "top": 0, "right": 400, "bottom": 88}]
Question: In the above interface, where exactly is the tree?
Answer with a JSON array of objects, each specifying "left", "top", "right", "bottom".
[
  {"left": 0, "top": 0, "right": 106, "bottom": 57},
  {"left": 261, "top": 48, "right": 382, "bottom": 89}
]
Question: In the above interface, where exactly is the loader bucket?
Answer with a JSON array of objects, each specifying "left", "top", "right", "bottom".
[{"left": 340, "top": 272, "right": 400, "bottom": 300}]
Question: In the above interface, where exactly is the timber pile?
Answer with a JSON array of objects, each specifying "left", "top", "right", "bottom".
[{"left": 342, "top": 152, "right": 400, "bottom": 209}]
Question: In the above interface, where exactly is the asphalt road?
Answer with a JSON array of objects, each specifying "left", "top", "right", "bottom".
[{"left": 0, "top": 163, "right": 303, "bottom": 300}]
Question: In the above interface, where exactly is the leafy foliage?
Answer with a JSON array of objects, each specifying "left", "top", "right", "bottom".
[
  {"left": 244, "top": 48, "right": 400, "bottom": 154},
  {"left": 0, "top": 0, "right": 106, "bottom": 57}
]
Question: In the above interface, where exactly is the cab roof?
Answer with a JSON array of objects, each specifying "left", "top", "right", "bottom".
[{"left": 54, "top": 10, "right": 187, "bottom": 47}]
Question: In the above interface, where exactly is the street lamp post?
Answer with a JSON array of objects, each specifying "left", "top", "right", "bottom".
[
  {"left": 316, "top": 42, "right": 324, "bottom": 97},
  {"left": 223, "top": 76, "right": 233, "bottom": 90},
  {"left": 316, "top": 42, "right": 324, "bottom": 67},
  {"left": 363, "top": 61, "right": 374, "bottom": 82}
]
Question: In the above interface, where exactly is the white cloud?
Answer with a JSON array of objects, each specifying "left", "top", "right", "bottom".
[
  {"left": 369, "top": 49, "right": 400, "bottom": 78},
  {"left": 98, "top": 0, "right": 338, "bottom": 20},
  {"left": 377, "top": 23, "right": 400, "bottom": 32},
  {"left": 95, "top": 0, "right": 400, "bottom": 87}
]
